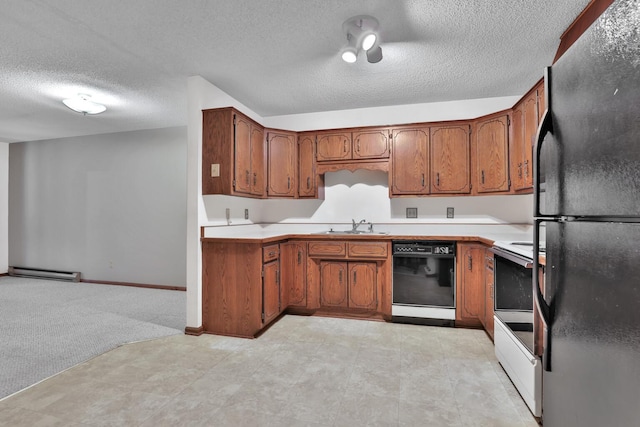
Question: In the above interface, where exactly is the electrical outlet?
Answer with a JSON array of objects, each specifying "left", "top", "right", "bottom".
[
  {"left": 211, "top": 163, "right": 220, "bottom": 177},
  {"left": 225, "top": 208, "right": 230, "bottom": 220},
  {"left": 244, "top": 209, "right": 249, "bottom": 219},
  {"left": 406, "top": 207, "right": 418, "bottom": 218},
  {"left": 447, "top": 207, "right": 454, "bottom": 218}
]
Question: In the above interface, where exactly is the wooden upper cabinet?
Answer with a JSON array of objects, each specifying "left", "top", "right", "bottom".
[
  {"left": 537, "top": 81, "right": 546, "bottom": 122},
  {"left": 266, "top": 130, "right": 297, "bottom": 198},
  {"left": 511, "top": 90, "right": 539, "bottom": 191},
  {"left": 202, "top": 108, "right": 264, "bottom": 197},
  {"left": 390, "top": 127, "right": 430, "bottom": 196},
  {"left": 430, "top": 124, "right": 471, "bottom": 194},
  {"left": 298, "top": 133, "right": 316, "bottom": 198},
  {"left": 316, "top": 131, "right": 351, "bottom": 162},
  {"left": 475, "top": 115, "right": 510, "bottom": 193},
  {"left": 352, "top": 128, "right": 390, "bottom": 159}
]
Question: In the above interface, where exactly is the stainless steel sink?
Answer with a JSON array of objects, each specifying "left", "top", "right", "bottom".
[{"left": 314, "top": 229, "right": 388, "bottom": 235}]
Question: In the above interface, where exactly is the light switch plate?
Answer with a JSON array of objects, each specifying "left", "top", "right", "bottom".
[
  {"left": 447, "top": 207, "right": 454, "bottom": 218},
  {"left": 244, "top": 209, "right": 249, "bottom": 220},
  {"left": 211, "top": 163, "right": 220, "bottom": 177},
  {"left": 406, "top": 207, "right": 418, "bottom": 218}
]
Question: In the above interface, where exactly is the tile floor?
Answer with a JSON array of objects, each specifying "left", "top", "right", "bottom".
[{"left": 0, "top": 315, "right": 540, "bottom": 426}]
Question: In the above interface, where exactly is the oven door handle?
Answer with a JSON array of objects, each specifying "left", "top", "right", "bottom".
[{"left": 489, "top": 247, "right": 533, "bottom": 268}]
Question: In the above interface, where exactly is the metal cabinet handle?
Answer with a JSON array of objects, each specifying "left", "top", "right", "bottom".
[
  {"left": 246, "top": 170, "right": 250, "bottom": 185},
  {"left": 421, "top": 174, "right": 425, "bottom": 186},
  {"left": 481, "top": 170, "right": 485, "bottom": 184},
  {"left": 356, "top": 139, "right": 360, "bottom": 152},
  {"left": 287, "top": 176, "right": 291, "bottom": 190},
  {"left": 353, "top": 271, "right": 357, "bottom": 284},
  {"left": 253, "top": 173, "right": 257, "bottom": 185},
  {"left": 518, "top": 163, "right": 523, "bottom": 179},
  {"left": 436, "top": 172, "right": 440, "bottom": 187},
  {"left": 339, "top": 270, "right": 342, "bottom": 283},
  {"left": 306, "top": 177, "right": 310, "bottom": 189},
  {"left": 297, "top": 250, "right": 302, "bottom": 265},
  {"left": 524, "top": 160, "right": 529, "bottom": 178},
  {"left": 268, "top": 251, "right": 275, "bottom": 257},
  {"left": 468, "top": 254, "right": 472, "bottom": 270}
]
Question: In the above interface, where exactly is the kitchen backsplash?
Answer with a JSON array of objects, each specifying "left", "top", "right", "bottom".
[{"left": 202, "top": 170, "right": 533, "bottom": 226}]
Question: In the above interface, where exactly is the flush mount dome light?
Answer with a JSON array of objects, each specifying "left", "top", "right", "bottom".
[
  {"left": 341, "top": 15, "right": 382, "bottom": 64},
  {"left": 62, "top": 93, "right": 106, "bottom": 115}
]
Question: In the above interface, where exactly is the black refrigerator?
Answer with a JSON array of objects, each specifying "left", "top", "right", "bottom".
[{"left": 533, "top": 0, "right": 640, "bottom": 426}]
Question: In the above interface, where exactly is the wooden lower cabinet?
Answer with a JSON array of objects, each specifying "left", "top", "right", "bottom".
[
  {"left": 202, "top": 241, "right": 284, "bottom": 338},
  {"left": 320, "top": 261, "right": 377, "bottom": 310},
  {"left": 456, "top": 243, "right": 485, "bottom": 327},
  {"left": 281, "top": 241, "right": 307, "bottom": 308},
  {"left": 262, "top": 260, "right": 280, "bottom": 325},
  {"left": 483, "top": 250, "right": 495, "bottom": 339}
]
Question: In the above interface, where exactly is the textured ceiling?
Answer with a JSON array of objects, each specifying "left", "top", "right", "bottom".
[{"left": 0, "top": 0, "right": 592, "bottom": 143}]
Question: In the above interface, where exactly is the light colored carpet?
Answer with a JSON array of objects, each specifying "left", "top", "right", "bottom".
[{"left": 0, "top": 276, "right": 185, "bottom": 400}]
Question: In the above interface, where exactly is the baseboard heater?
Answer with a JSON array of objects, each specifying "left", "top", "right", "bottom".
[{"left": 8, "top": 266, "right": 81, "bottom": 282}]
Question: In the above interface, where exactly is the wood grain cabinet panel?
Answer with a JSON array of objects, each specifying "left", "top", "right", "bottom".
[
  {"left": 390, "top": 127, "right": 430, "bottom": 195},
  {"left": 262, "top": 260, "right": 280, "bottom": 325},
  {"left": 320, "top": 261, "right": 348, "bottom": 307},
  {"left": 266, "top": 130, "right": 297, "bottom": 197},
  {"left": 430, "top": 124, "right": 471, "bottom": 194},
  {"left": 263, "top": 244, "right": 280, "bottom": 263},
  {"left": 308, "top": 241, "right": 347, "bottom": 257},
  {"left": 348, "top": 262, "right": 377, "bottom": 309},
  {"left": 347, "top": 242, "right": 388, "bottom": 258},
  {"left": 202, "top": 108, "right": 265, "bottom": 198},
  {"left": 456, "top": 243, "right": 485, "bottom": 327},
  {"left": 475, "top": 115, "right": 510, "bottom": 193},
  {"left": 316, "top": 131, "right": 352, "bottom": 162},
  {"left": 298, "top": 133, "right": 317, "bottom": 198},
  {"left": 484, "top": 250, "right": 495, "bottom": 339},
  {"left": 281, "top": 241, "right": 307, "bottom": 308},
  {"left": 352, "top": 128, "right": 390, "bottom": 159}
]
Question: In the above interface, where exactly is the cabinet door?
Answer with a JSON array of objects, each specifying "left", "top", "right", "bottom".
[
  {"left": 263, "top": 260, "right": 280, "bottom": 324},
  {"left": 522, "top": 94, "right": 538, "bottom": 189},
  {"left": 484, "top": 251, "right": 495, "bottom": 339},
  {"left": 316, "top": 132, "right": 351, "bottom": 162},
  {"left": 319, "top": 261, "right": 348, "bottom": 307},
  {"left": 390, "top": 127, "right": 430, "bottom": 195},
  {"left": 234, "top": 115, "right": 253, "bottom": 195},
  {"left": 475, "top": 115, "right": 510, "bottom": 193},
  {"left": 267, "top": 131, "right": 297, "bottom": 197},
  {"left": 348, "top": 262, "right": 377, "bottom": 309},
  {"left": 456, "top": 244, "right": 484, "bottom": 326},
  {"left": 352, "top": 128, "right": 390, "bottom": 159},
  {"left": 430, "top": 125, "right": 471, "bottom": 194},
  {"left": 281, "top": 242, "right": 307, "bottom": 308},
  {"left": 250, "top": 125, "right": 265, "bottom": 196},
  {"left": 510, "top": 105, "right": 526, "bottom": 191},
  {"left": 298, "top": 133, "right": 316, "bottom": 198}
]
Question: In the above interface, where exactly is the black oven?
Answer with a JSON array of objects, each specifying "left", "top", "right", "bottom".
[
  {"left": 491, "top": 247, "right": 535, "bottom": 353},
  {"left": 391, "top": 241, "right": 456, "bottom": 323}
]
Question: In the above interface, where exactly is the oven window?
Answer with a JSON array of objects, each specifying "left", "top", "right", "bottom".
[
  {"left": 494, "top": 257, "right": 533, "bottom": 311},
  {"left": 392, "top": 257, "right": 455, "bottom": 307}
]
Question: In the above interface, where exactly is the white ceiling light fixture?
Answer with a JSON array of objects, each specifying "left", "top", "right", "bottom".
[
  {"left": 62, "top": 93, "right": 106, "bottom": 115},
  {"left": 341, "top": 15, "right": 383, "bottom": 64}
]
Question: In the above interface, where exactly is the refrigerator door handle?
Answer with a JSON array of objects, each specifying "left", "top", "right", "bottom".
[
  {"left": 534, "top": 67, "right": 554, "bottom": 219},
  {"left": 534, "top": 218, "right": 553, "bottom": 371}
]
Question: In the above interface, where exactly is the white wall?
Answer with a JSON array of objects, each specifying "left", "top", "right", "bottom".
[
  {"left": 186, "top": 76, "right": 531, "bottom": 329},
  {"left": 8, "top": 127, "right": 187, "bottom": 286},
  {"left": 0, "top": 142, "right": 8, "bottom": 273}
]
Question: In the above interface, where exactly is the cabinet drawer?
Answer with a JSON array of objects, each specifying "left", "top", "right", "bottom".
[
  {"left": 263, "top": 244, "right": 280, "bottom": 262},
  {"left": 308, "top": 241, "right": 347, "bottom": 257},
  {"left": 347, "top": 242, "right": 388, "bottom": 258}
]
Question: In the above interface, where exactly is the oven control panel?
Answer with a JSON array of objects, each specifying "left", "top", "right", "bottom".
[{"left": 393, "top": 241, "right": 456, "bottom": 256}]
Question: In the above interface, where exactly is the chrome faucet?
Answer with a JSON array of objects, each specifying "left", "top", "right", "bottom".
[{"left": 352, "top": 219, "right": 367, "bottom": 231}]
